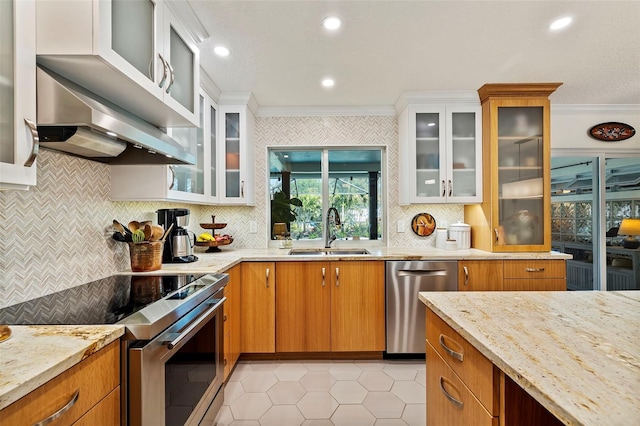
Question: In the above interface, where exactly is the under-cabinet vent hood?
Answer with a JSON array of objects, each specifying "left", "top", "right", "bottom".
[{"left": 36, "top": 66, "right": 195, "bottom": 165}]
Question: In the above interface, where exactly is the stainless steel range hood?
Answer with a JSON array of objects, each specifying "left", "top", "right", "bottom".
[{"left": 36, "top": 66, "right": 196, "bottom": 165}]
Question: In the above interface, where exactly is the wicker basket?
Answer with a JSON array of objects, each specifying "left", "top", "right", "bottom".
[{"left": 128, "top": 241, "right": 163, "bottom": 272}]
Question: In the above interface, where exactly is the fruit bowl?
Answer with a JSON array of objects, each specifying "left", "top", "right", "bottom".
[
  {"left": 195, "top": 237, "right": 234, "bottom": 252},
  {"left": 200, "top": 223, "right": 227, "bottom": 230}
]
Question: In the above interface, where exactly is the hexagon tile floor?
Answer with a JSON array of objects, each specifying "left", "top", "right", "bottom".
[{"left": 201, "top": 359, "right": 426, "bottom": 426}]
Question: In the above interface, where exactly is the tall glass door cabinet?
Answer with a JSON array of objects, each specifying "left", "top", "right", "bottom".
[{"left": 465, "top": 83, "right": 562, "bottom": 252}]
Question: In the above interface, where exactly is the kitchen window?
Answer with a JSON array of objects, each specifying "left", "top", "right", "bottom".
[{"left": 269, "top": 148, "right": 384, "bottom": 244}]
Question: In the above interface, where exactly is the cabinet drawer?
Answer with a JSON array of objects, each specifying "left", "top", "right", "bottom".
[
  {"left": 0, "top": 340, "right": 120, "bottom": 426},
  {"left": 73, "top": 387, "right": 120, "bottom": 426},
  {"left": 426, "top": 309, "right": 499, "bottom": 415},
  {"left": 503, "top": 278, "right": 566, "bottom": 291},
  {"left": 426, "top": 343, "right": 498, "bottom": 426},
  {"left": 504, "top": 260, "right": 565, "bottom": 279}
]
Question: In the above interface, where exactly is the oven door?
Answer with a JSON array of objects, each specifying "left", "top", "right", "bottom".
[{"left": 128, "top": 293, "right": 225, "bottom": 426}]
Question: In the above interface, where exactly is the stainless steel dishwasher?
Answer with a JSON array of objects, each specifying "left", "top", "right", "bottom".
[{"left": 386, "top": 260, "right": 457, "bottom": 354}]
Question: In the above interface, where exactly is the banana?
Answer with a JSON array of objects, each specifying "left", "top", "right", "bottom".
[{"left": 198, "top": 233, "right": 215, "bottom": 241}]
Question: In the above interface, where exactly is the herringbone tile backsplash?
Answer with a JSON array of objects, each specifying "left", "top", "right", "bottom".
[{"left": 1, "top": 116, "right": 461, "bottom": 308}]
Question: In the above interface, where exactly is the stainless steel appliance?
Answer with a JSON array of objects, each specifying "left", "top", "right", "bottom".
[
  {"left": 36, "top": 66, "right": 195, "bottom": 165},
  {"left": 386, "top": 261, "right": 457, "bottom": 354},
  {"left": 158, "top": 208, "right": 198, "bottom": 263},
  {"left": 0, "top": 272, "right": 228, "bottom": 426}
]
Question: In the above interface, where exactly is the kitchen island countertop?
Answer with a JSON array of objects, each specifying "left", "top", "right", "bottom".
[
  {"left": 0, "top": 325, "right": 124, "bottom": 410},
  {"left": 419, "top": 291, "right": 640, "bottom": 425}
]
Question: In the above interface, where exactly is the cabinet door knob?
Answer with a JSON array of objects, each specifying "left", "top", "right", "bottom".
[
  {"left": 463, "top": 266, "right": 469, "bottom": 286},
  {"left": 441, "top": 180, "right": 446, "bottom": 197},
  {"left": 494, "top": 228, "right": 499, "bottom": 243},
  {"left": 23, "top": 118, "right": 39, "bottom": 167},
  {"left": 165, "top": 60, "right": 175, "bottom": 94},
  {"left": 158, "top": 54, "right": 169, "bottom": 88},
  {"left": 168, "top": 165, "right": 176, "bottom": 190},
  {"left": 241, "top": 180, "right": 245, "bottom": 198},
  {"left": 448, "top": 180, "right": 452, "bottom": 197},
  {"left": 33, "top": 389, "right": 79, "bottom": 426},
  {"left": 335, "top": 267, "right": 340, "bottom": 287},
  {"left": 321, "top": 267, "right": 326, "bottom": 287},
  {"left": 265, "top": 268, "right": 270, "bottom": 288}
]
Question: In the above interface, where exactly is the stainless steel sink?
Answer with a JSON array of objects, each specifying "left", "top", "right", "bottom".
[{"left": 288, "top": 248, "right": 370, "bottom": 256}]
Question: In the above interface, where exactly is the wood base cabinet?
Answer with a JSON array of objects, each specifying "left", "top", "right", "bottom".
[
  {"left": 458, "top": 260, "right": 503, "bottom": 291},
  {"left": 241, "top": 262, "right": 275, "bottom": 353},
  {"left": 276, "top": 261, "right": 385, "bottom": 353},
  {"left": 426, "top": 308, "right": 563, "bottom": 426},
  {"left": 223, "top": 264, "right": 242, "bottom": 380},
  {"left": 0, "top": 340, "right": 120, "bottom": 426}
]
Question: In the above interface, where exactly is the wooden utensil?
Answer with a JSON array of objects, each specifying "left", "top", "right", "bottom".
[
  {"left": 149, "top": 225, "right": 164, "bottom": 241},
  {"left": 128, "top": 220, "right": 140, "bottom": 233},
  {"left": 143, "top": 224, "right": 152, "bottom": 241},
  {"left": 160, "top": 223, "right": 174, "bottom": 243}
]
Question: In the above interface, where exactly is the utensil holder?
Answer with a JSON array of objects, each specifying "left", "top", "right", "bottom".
[{"left": 128, "top": 241, "right": 163, "bottom": 272}]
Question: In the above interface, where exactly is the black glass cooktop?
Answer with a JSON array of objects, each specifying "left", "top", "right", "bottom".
[{"left": 0, "top": 274, "right": 202, "bottom": 326}]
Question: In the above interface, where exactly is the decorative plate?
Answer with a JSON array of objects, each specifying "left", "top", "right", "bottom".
[
  {"left": 588, "top": 122, "right": 636, "bottom": 142},
  {"left": 411, "top": 213, "right": 436, "bottom": 237}
]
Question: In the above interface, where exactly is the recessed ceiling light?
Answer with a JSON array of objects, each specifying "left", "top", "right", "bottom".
[
  {"left": 322, "top": 78, "right": 335, "bottom": 88},
  {"left": 214, "top": 45, "right": 230, "bottom": 57},
  {"left": 322, "top": 16, "right": 342, "bottom": 30},
  {"left": 550, "top": 16, "right": 572, "bottom": 30}
]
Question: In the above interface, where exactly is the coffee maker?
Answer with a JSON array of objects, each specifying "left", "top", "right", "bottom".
[{"left": 157, "top": 208, "right": 198, "bottom": 263}]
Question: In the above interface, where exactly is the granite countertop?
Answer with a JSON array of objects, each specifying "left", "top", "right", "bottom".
[
  {"left": 0, "top": 325, "right": 124, "bottom": 410},
  {"left": 418, "top": 291, "right": 640, "bottom": 426},
  {"left": 146, "top": 246, "right": 570, "bottom": 275}
]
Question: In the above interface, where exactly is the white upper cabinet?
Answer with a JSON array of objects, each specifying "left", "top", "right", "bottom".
[
  {"left": 110, "top": 88, "right": 219, "bottom": 204},
  {"left": 36, "top": 0, "right": 200, "bottom": 127},
  {"left": 218, "top": 103, "right": 256, "bottom": 206},
  {"left": 0, "top": 0, "right": 38, "bottom": 190},
  {"left": 398, "top": 95, "right": 482, "bottom": 205}
]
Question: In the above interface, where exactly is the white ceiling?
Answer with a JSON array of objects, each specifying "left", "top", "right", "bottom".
[{"left": 189, "top": 1, "right": 640, "bottom": 108}]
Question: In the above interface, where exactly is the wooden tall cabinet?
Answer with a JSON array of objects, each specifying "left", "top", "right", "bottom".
[
  {"left": 465, "top": 83, "right": 562, "bottom": 252},
  {"left": 241, "top": 262, "right": 275, "bottom": 353},
  {"left": 275, "top": 261, "right": 386, "bottom": 353}
]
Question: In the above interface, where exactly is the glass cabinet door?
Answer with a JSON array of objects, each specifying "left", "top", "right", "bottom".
[
  {"left": 209, "top": 103, "right": 217, "bottom": 199},
  {"left": 224, "top": 112, "right": 242, "bottom": 198},
  {"left": 169, "top": 94, "right": 204, "bottom": 196},
  {"left": 449, "top": 111, "right": 479, "bottom": 199},
  {"left": 414, "top": 111, "right": 444, "bottom": 199},
  {"left": 496, "top": 106, "right": 545, "bottom": 246},
  {"left": 111, "top": 0, "right": 155, "bottom": 85}
]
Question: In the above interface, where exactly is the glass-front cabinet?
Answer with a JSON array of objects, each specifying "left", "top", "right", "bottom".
[
  {"left": 110, "top": 89, "right": 219, "bottom": 204},
  {"left": 36, "top": 0, "right": 200, "bottom": 127},
  {"left": 0, "top": 0, "right": 38, "bottom": 190},
  {"left": 219, "top": 105, "right": 255, "bottom": 205},
  {"left": 465, "top": 83, "right": 562, "bottom": 252},
  {"left": 399, "top": 102, "right": 481, "bottom": 204}
]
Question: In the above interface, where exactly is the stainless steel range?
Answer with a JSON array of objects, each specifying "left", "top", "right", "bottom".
[{"left": 0, "top": 272, "right": 228, "bottom": 426}]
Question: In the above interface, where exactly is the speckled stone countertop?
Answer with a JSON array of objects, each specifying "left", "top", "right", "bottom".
[
  {"left": 141, "top": 246, "right": 570, "bottom": 275},
  {"left": 0, "top": 325, "right": 124, "bottom": 410},
  {"left": 418, "top": 291, "right": 640, "bottom": 426}
]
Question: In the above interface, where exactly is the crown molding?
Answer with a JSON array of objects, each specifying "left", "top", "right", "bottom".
[
  {"left": 200, "top": 68, "right": 221, "bottom": 102},
  {"left": 164, "top": 0, "right": 208, "bottom": 43},
  {"left": 218, "top": 92, "right": 260, "bottom": 116},
  {"left": 394, "top": 90, "right": 479, "bottom": 114},
  {"left": 257, "top": 105, "right": 396, "bottom": 117}
]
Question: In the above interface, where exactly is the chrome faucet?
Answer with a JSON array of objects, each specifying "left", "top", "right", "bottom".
[{"left": 325, "top": 207, "right": 341, "bottom": 248}]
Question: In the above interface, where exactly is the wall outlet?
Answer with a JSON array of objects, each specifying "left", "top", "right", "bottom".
[
  {"left": 397, "top": 220, "right": 405, "bottom": 233},
  {"left": 249, "top": 221, "right": 257, "bottom": 233}
]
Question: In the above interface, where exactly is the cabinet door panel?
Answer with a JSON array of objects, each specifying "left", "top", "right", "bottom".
[
  {"left": 241, "top": 262, "right": 275, "bottom": 353},
  {"left": 330, "top": 261, "right": 385, "bottom": 352},
  {"left": 503, "top": 278, "right": 566, "bottom": 291},
  {"left": 276, "top": 262, "right": 331, "bottom": 352},
  {"left": 458, "top": 260, "right": 503, "bottom": 291}
]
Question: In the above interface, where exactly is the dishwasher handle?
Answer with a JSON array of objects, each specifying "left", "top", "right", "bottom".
[{"left": 397, "top": 269, "right": 448, "bottom": 277}]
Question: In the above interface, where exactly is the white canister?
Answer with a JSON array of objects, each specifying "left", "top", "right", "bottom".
[
  {"left": 435, "top": 228, "right": 447, "bottom": 249},
  {"left": 449, "top": 222, "right": 471, "bottom": 249}
]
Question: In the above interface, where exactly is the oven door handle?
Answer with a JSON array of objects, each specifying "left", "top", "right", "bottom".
[{"left": 163, "top": 297, "right": 226, "bottom": 350}]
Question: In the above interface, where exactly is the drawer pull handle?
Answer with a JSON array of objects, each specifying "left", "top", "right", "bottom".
[
  {"left": 441, "top": 180, "right": 446, "bottom": 197},
  {"left": 335, "top": 267, "right": 340, "bottom": 287},
  {"left": 463, "top": 266, "right": 469, "bottom": 286},
  {"left": 439, "top": 334, "right": 464, "bottom": 361},
  {"left": 158, "top": 53, "right": 169, "bottom": 88},
  {"left": 448, "top": 179, "right": 452, "bottom": 197},
  {"left": 322, "top": 267, "right": 326, "bottom": 287},
  {"left": 33, "top": 389, "right": 79, "bottom": 426},
  {"left": 494, "top": 228, "right": 499, "bottom": 243},
  {"left": 165, "top": 60, "right": 175, "bottom": 94},
  {"left": 266, "top": 268, "right": 270, "bottom": 288},
  {"left": 526, "top": 267, "right": 545, "bottom": 272},
  {"left": 439, "top": 377, "right": 463, "bottom": 409}
]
